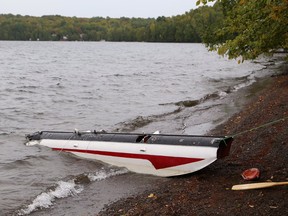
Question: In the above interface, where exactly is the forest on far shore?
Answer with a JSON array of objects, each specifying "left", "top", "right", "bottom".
[
  {"left": 1, "top": 0, "right": 287, "bottom": 61},
  {"left": 0, "top": 4, "right": 222, "bottom": 43}
]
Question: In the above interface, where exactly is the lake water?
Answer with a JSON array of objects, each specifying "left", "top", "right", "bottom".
[{"left": 0, "top": 41, "right": 276, "bottom": 215}]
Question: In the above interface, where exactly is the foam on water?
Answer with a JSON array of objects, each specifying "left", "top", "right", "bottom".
[
  {"left": 87, "top": 168, "right": 129, "bottom": 182},
  {"left": 17, "top": 168, "right": 128, "bottom": 215},
  {"left": 18, "top": 181, "right": 83, "bottom": 215}
]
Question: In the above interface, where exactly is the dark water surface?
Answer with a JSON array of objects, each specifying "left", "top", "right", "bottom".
[{"left": 0, "top": 41, "right": 276, "bottom": 215}]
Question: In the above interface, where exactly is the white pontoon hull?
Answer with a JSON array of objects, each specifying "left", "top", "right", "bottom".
[{"left": 26, "top": 131, "right": 233, "bottom": 177}]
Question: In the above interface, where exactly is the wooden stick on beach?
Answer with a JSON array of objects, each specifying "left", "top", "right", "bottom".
[{"left": 232, "top": 182, "right": 288, "bottom": 190}]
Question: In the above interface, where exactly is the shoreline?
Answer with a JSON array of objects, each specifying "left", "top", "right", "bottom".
[{"left": 98, "top": 63, "right": 288, "bottom": 215}]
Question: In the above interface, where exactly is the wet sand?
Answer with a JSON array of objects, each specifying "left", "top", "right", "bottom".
[{"left": 98, "top": 64, "right": 288, "bottom": 215}]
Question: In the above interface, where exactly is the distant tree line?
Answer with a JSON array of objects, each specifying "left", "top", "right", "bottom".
[
  {"left": 2, "top": 0, "right": 286, "bottom": 61},
  {"left": 0, "top": 5, "right": 223, "bottom": 43}
]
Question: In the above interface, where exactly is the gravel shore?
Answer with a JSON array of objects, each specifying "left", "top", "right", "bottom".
[{"left": 99, "top": 64, "right": 288, "bottom": 216}]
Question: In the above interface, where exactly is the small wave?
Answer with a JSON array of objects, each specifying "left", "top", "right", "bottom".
[
  {"left": 207, "top": 77, "right": 223, "bottom": 83},
  {"left": 1, "top": 155, "right": 50, "bottom": 169},
  {"left": 51, "top": 98, "right": 75, "bottom": 103},
  {"left": 2, "top": 159, "right": 32, "bottom": 170},
  {"left": 202, "top": 92, "right": 222, "bottom": 101},
  {"left": 233, "top": 74, "right": 251, "bottom": 82},
  {"left": 48, "top": 83, "right": 65, "bottom": 89},
  {"left": 224, "top": 73, "right": 257, "bottom": 93},
  {"left": 114, "top": 116, "right": 140, "bottom": 131},
  {"left": 113, "top": 73, "right": 125, "bottom": 77},
  {"left": 231, "top": 78, "right": 256, "bottom": 92},
  {"left": 87, "top": 168, "right": 128, "bottom": 182},
  {"left": 115, "top": 108, "right": 182, "bottom": 132},
  {"left": 17, "top": 89, "right": 36, "bottom": 94},
  {"left": 218, "top": 91, "right": 228, "bottom": 98},
  {"left": 15, "top": 97, "right": 27, "bottom": 101},
  {"left": 172, "top": 92, "right": 222, "bottom": 108},
  {"left": 132, "top": 72, "right": 147, "bottom": 77},
  {"left": 115, "top": 116, "right": 153, "bottom": 132},
  {"left": 51, "top": 76, "right": 63, "bottom": 81},
  {"left": 224, "top": 73, "right": 259, "bottom": 93},
  {"left": 24, "top": 155, "right": 50, "bottom": 161},
  {"left": 73, "top": 168, "right": 129, "bottom": 184},
  {"left": 4, "top": 88, "right": 16, "bottom": 93},
  {"left": 17, "top": 167, "right": 128, "bottom": 215},
  {"left": 17, "top": 85, "right": 38, "bottom": 89},
  {"left": 170, "top": 74, "right": 258, "bottom": 110},
  {"left": 175, "top": 100, "right": 199, "bottom": 107},
  {"left": 18, "top": 180, "right": 83, "bottom": 215}
]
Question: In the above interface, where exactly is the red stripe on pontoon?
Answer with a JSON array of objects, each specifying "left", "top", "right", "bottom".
[{"left": 52, "top": 148, "right": 204, "bottom": 169}]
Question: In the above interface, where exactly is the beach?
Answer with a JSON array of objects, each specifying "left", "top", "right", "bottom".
[{"left": 99, "top": 63, "right": 288, "bottom": 216}]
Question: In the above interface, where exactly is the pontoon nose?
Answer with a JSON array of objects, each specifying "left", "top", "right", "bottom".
[{"left": 25, "top": 131, "right": 42, "bottom": 141}]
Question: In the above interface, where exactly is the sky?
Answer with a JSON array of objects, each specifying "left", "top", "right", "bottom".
[{"left": 0, "top": 0, "right": 207, "bottom": 18}]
